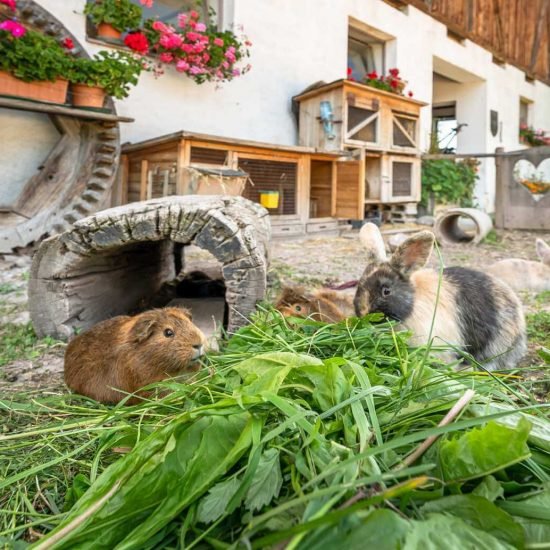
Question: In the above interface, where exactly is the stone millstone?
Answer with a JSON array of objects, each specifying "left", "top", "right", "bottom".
[{"left": 29, "top": 195, "right": 271, "bottom": 340}]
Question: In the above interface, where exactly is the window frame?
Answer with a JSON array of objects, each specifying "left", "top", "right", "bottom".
[{"left": 347, "top": 30, "right": 386, "bottom": 81}]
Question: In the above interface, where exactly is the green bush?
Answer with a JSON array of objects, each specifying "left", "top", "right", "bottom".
[{"left": 421, "top": 158, "right": 478, "bottom": 208}]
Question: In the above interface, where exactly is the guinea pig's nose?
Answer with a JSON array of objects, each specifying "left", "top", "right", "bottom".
[{"left": 192, "top": 344, "right": 204, "bottom": 360}]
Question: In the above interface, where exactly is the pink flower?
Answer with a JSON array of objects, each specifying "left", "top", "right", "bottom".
[
  {"left": 152, "top": 20, "right": 172, "bottom": 33},
  {"left": 189, "top": 10, "right": 199, "bottom": 19},
  {"left": 213, "top": 37, "right": 224, "bottom": 47},
  {"left": 0, "top": 0, "right": 16, "bottom": 11},
  {"left": 176, "top": 59, "right": 190, "bottom": 72},
  {"left": 140, "top": 0, "right": 153, "bottom": 7},
  {"left": 195, "top": 22, "right": 206, "bottom": 32},
  {"left": 159, "top": 32, "right": 182, "bottom": 49},
  {"left": 177, "top": 13, "right": 187, "bottom": 27},
  {"left": 186, "top": 31, "right": 200, "bottom": 41},
  {"left": 189, "top": 66, "right": 205, "bottom": 75},
  {"left": 232, "top": 68, "right": 240, "bottom": 76},
  {"left": 0, "top": 20, "right": 26, "bottom": 37},
  {"left": 159, "top": 52, "right": 173, "bottom": 63}
]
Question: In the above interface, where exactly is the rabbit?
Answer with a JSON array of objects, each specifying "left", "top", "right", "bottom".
[
  {"left": 64, "top": 307, "right": 206, "bottom": 404},
  {"left": 487, "top": 238, "right": 550, "bottom": 293},
  {"left": 275, "top": 287, "right": 354, "bottom": 323},
  {"left": 354, "top": 223, "right": 526, "bottom": 370}
]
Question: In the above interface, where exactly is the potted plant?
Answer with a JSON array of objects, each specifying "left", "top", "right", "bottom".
[
  {"left": 0, "top": 23, "right": 72, "bottom": 103},
  {"left": 84, "top": 0, "right": 143, "bottom": 40},
  {"left": 68, "top": 50, "right": 143, "bottom": 108}
]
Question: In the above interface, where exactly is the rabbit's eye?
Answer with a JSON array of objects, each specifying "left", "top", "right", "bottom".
[
  {"left": 164, "top": 328, "right": 175, "bottom": 338},
  {"left": 295, "top": 305, "right": 302, "bottom": 312},
  {"left": 382, "top": 286, "right": 391, "bottom": 297}
]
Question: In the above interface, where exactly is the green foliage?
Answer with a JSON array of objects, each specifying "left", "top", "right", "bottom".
[
  {"left": 0, "top": 29, "right": 72, "bottom": 82},
  {"left": 84, "top": 0, "right": 143, "bottom": 32},
  {"left": 0, "top": 283, "right": 18, "bottom": 295},
  {"left": 421, "top": 158, "right": 478, "bottom": 207},
  {"left": 68, "top": 51, "right": 143, "bottom": 99},
  {"left": 526, "top": 310, "right": 550, "bottom": 349},
  {"left": 1, "top": 310, "right": 549, "bottom": 548},
  {"left": 0, "top": 322, "right": 60, "bottom": 367}
]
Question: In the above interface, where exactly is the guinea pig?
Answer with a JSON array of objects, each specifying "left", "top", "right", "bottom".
[
  {"left": 487, "top": 238, "right": 550, "bottom": 292},
  {"left": 354, "top": 223, "right": 526, "bottom": 370},
  {"left": 64, "top": 307, "right": 206, "bottom": 404},
  {"left": 275, "top": 287, "right": 354, "bottom": 323}
]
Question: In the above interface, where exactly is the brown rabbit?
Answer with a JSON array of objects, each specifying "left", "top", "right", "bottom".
[
  {"left": 64, "top": 307, "right": 206, "bottom": 404},
  {"left": 275, "top": 287, "right": 354, "bottom": 323},
  {"left": 354, "top": 223, "right": 526, "bottom": 370},
  {"left": 487, "top": 238, "right": 550, "bottom": 292}
]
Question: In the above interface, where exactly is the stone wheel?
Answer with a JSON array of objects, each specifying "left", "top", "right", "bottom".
[{"left": 29, "top": 196, "right": 271, "bottom": 339}]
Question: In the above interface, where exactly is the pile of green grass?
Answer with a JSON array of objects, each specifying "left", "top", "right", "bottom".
[{"left": 0, "top": 310, "right": 549, "bottom": 549}]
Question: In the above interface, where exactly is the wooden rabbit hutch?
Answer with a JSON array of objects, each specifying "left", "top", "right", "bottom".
[
  {"left": 293, "top": 79, "right": 427, "bottom": 222},
  {"left": 120, "top": 131, "right": 369, "bottom": 237}
]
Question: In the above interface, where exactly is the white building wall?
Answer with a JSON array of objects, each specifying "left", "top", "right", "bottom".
[{"left": 35, "top": 0, "right": 550, "bottom": 211}]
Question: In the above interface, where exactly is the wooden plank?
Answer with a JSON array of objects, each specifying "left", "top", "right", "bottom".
[
  {"left": 118, "top": 154, "right": 129, "bottom": 205},
  {"left": 530, "top": 0, "right": 550, "bottom": 71},
  {"left": 139, "top": 160, "right": 148, "bottom": 201},
  {"left": 176, "top": 139, "right": 191, "bottom": 195},
  {"left": 0, "top": 96, "right": 134, "bottom": 123},
  {"left": 334, "top": 159, "right": 362, "bottom": 219}
]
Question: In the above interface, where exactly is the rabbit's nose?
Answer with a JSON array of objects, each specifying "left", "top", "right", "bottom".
[{"left": 192, "top": 344, "right": 204, "bottom": 360}]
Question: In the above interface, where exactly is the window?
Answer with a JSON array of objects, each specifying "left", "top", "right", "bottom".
[
  {"left": 128, "top": 0, "right": 222, "bottom": 27},
  {"left": 347, "top": 28, "right": 385, "bottom": 80},
  {"left": 432, "top": 102, "right": 457, "bottom": 153},
  {"left": 519, "top": 98, "right": 532, "bottom": 128}
]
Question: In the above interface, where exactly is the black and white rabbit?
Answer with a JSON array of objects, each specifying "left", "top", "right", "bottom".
[{"left": 354, "top": 223, "right": 526, "bottom": 370}]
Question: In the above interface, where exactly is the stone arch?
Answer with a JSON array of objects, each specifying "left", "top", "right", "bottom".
[
  {"left": 0, "top": 0, "right": 120, "bottom": 252},
  {"left": 29, "top": 196, "right": 271, "bottom": 339}
]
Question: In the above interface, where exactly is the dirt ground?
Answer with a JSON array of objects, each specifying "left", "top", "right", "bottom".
[{"left": 0, "top": 225, "right": 548, "bottom": 396}]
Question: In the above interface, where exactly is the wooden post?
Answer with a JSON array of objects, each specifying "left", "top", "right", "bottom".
[
  {"left": 176, "top": 139, "right": 191, "bottom": 195},
  {"left": 117, "top": 154, "right": 129, "bottom": 206},
  {"left": 494, "top": 147, "right": 505, "bottom": 229},
  {"left": 298, "top": 155, "right": 311, "bottom": 224},
  {"left": 330, "top": 161, "right": 338, "bottom": 217},
  {"left": 139, "top": 160, "right": 149, "bottom": 201}
]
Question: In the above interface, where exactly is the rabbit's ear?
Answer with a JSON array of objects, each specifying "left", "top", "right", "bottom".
[
  {"left": 536, "top": 239, "right": 550, "bottom": 265},
  {"left": 359, "top": 223, "right": 387, "bottom": 263},
  {"left": 390, "top": 231, "right": 434, "bottom": 275}
]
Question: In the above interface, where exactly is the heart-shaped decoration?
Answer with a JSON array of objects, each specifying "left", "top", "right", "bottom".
[{"left": 513, "top": 158, "right": 550, "bottom": 202}]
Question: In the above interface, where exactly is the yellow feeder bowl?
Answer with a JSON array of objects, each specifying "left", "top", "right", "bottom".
[{"left": 259, "top": 190, "right": 280, "bottom": 209}]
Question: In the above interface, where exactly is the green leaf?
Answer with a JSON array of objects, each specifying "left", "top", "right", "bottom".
[
  {"left": 196, "top": 477, "right": 241, "bottom": 524},
  {"left": 472, "top": 475, "right": 504, "bottom": 502},
  {"left": 300, "top": 509, "right": 411, "bottom": 550},
  {"left": 537, "top": 346, "right": 550, "bottom": 364},
  {"left": 498, "top": 490, "right": 550, "bottom": 546},
  {"left": 403, "top": 513, "right": 515, "bottom": 549},
  {"left": 469, "top": 403, "right": 550, "bottom": 452},
  {"left": 439, "top": 418, "right": 531, "bottom": 483},
  {"left": 245, "top": 448, "right": 282, "bottom": 512},
  {"left": 421, "top": 495, "right": 524, "bottom": 548}
]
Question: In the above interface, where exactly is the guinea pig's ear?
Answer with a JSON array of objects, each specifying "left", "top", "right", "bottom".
[
  {"left": 276, "top": 287, "right": 308, "bottom": 306},
  {"left": 359, "top": 223, "right": 387, "bottom": 264},
  {"left": 390, "top": 231, "right": 434, "bottom": 275},
  {"left": 131, "top": 315, "right": 157, "bottom": 343},
  {"left": 180, "top": 307, "right": 193, "bottom": 320},
  {"left": 536, "top": 239, "right": 550, "bottom": 265}
]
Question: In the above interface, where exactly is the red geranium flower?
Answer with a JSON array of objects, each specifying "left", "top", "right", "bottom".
[
  {"left": 62, "top": 37, "right": 74, "bottom": 49},
  {"left": 124, "top": 32, "right": 149, "bottom": 54},
  {"left": 390, "top": 79, "right": 399, "bottom": 89},
  {"left": 408, "top": 90, "right": 414, "bottom": 97},
  {"left": 366, "top": 70, "right": 378, "bottom": 80},
  {"left": 347, "top": 67, "right": 353, "bottom": 77},
  {"left": 389, "top": 67, "right": 399, "bottom": 77}
]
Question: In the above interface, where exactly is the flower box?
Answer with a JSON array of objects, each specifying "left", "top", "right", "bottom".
[{"left": 0, "top": 70, "right": 68, "bottom": 103}]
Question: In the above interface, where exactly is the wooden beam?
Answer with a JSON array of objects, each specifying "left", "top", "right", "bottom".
[
  {"left": 0, "top": 97, "right": 134, "bottom": 123},
  {"left": 530, "top": 0, "right": 550, "bottom": 72},
  {"left": 139, "top": 160, "right": 148, "bottom": 201},
  {"left": 176, "top": 139, "right": 191, "bottom": 195}
]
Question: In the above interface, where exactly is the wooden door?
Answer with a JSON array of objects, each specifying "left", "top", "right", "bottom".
[{"left": 333, "top": 151, "right": 365, "bottom": 220}]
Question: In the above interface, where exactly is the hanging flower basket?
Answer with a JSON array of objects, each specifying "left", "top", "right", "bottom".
[{"left": 0, "top": 70, "right": 68, "bottom": 103}]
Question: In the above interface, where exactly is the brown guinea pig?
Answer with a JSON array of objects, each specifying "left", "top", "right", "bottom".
[
  {"left": 64, "top": 307, "right": 206, "bottom": 404},
  {"left": 274, "top": 287, "right": 354, "bottom": 323}
]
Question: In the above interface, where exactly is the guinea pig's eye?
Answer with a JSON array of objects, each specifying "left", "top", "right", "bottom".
[
  {"left": 164, "top": 328, "right": 174, "bottom": 338},
  {"left": 382, "top": 285, "right": 391, "bottom": 297},
  {"left": 295, "top": 305, "right": 302, "bottom": 312}
]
